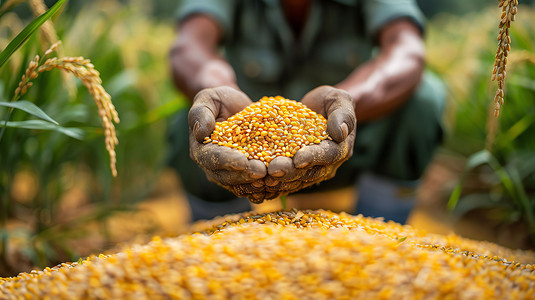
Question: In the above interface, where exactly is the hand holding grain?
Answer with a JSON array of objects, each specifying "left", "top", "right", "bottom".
[
  {"left": 266, "top": 86, "right": 356, "bottom": 197},
  {"left": 190, "top": 86, "right": 356, "bottom": 203},
  {"left": 188, "top": 87, "right": 267, "bottom": 200}
]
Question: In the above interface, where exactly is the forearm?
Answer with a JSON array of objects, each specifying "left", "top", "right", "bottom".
[
  {"left": 169, "top": 16, "right": 238, "bottom": 101},
  {"left": 336, "top": 20, "right": 425, "bottom": 122}
]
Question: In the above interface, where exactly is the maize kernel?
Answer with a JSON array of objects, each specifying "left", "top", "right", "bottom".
[
  {"left": 1, "top": 210, "right": 534, "bottom": 299},
  {"left": 205, "top": 96, "right": 330, "bottom": 165}
]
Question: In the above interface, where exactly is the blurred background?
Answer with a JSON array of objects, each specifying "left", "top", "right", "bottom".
[{"left": 0, "top": 0, "right": 534, "bottom": 276}]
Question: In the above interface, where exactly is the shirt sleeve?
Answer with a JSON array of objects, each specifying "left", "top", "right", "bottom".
[
  {"left": 175, "top": 0, "right": 237, "bottom": 42},
  {"left": 362, "top": 0, "right": 425, "bottom": 41}
]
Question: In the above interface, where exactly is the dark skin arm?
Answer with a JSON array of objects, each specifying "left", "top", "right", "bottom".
[
  {"left": 336, "top": 18, "right": 425, "bottom": 122},
  {"left": 169, "top": 15, "right": 239, "bottom": 101},
  {"left": 170, "top": 15, "right": 424, "bottom": 118},
  {"left": 265, "top": 19, "right": 425, "bottom": 191}
]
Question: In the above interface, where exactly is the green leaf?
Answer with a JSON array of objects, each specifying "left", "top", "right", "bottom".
[
  {"left": 0, "top": 229, "right": 7, "bottom": 258},
  {"left": 507, "top": 153, "right": 535, "bottom": 181},
  {"left": 280, "top": 195, "right": 287, "bottom": 210},
  {"left": 0, "top": 100, "right": 59, "bottom": 125},
  {"left": 0, "top": 0, "right": 68, "bottom": 68},
  {"left": 106, "top": 70, "right": 137, "bottom": 97},
  {"left": 465, "top": 150, "right": 492, "bottom": 171},
  {"left": 447, "top": 150, "right": 492, "bottom": 211},
  {"left": 447, "top": 184, "right": 462, "bottom": 211},
  {"left": 496, "top": 114, "right": 535, "bottom": 150},
  {"left": 507, "top": 168, "right": 535, "bottom": 233},
  {"left": 450, "top": 193, "right": 508, "bottom": 218},
  {"left": 2, "top": 120, "right": 84, "bottom": 140}
]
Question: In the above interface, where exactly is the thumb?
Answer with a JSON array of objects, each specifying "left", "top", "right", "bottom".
[
  {"left": 188, "top": 91, "right": 217, "bottom": 142},
  {"left": 327, "top": 94, "right": 356, "bottom": 143}
]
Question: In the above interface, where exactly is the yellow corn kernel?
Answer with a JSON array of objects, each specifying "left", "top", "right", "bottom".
[{"left": 208, "top": 96, "right": 329, "bottom": 167}]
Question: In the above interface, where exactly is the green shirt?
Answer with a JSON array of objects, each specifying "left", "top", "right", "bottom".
[{"left": 177, "top": 0, "right": 425, "bottom": 101}]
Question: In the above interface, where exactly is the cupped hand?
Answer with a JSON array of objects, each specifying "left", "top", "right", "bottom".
[
  {"left": 264, "top": 86, "right": 357, "bottom": 196},
  {"left": 188, "top": 86, "right": 269, "bottom": 201}
]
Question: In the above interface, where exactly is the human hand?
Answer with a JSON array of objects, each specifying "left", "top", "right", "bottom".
[
  {"left": 263, "top": 86, "right": 357, "bottom": 197},
  {"left": 194, "top": 60, "right": 240, "bottom": 94},
  {"left": 188, "top": 86, "right": 268, "bottom": 200}
]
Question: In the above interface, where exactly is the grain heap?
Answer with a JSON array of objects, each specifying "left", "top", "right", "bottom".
[
  {"left": 2, "top": 210, "right": 534, "bottom": 299},
  {"left": 204, "top": 96, "right": 330, "bottom": 166}
]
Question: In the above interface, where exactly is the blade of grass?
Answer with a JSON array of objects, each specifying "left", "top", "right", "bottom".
[
  {"left": 507, "top": 168, "right": 535, "bottom": 234},
  {"left": 496, "top": 114, "right": 535, "bottom": 150},
  {"left": 0, "top": 108, "right": 14, "bottom": 143},
  {"left": 280, "top": 195, "right": 287, "bottom": 210},
  {"left": 0, "top": 0, "right": 67, "bottom": 68},
  {"left": 447, "top": 150, "right": 493, "bottom": 211},
  {"left": 447, "top": 185, "right": 463, "bottom": 211},
  {"left": 0, "top": 100, "right": 59, "bottom": 125},
  {"left": 0, "top": 229, "right": 9, "bottom": 273},
  {"left": 2, "top": 120, "right": 84, "bottom": 140}
]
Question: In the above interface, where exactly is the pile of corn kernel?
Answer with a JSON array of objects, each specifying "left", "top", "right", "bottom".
[
  {"left": 204, "top": 96, "right": 330, "bottom": 166},
  {"left": 1, "top": 210, "right": 534, "bottom": 299}
]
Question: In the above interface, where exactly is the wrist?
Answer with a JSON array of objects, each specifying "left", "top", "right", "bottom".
[{"left": 194, "top": 60, "right": 239, "bottom": 92}]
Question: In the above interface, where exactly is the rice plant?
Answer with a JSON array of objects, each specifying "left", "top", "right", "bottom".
[
  {"left": 0, "top": 0, "right": 184, "bottom": 276},
  {"left": 427, "top": 4, "right": 535, "bottom": 247}
]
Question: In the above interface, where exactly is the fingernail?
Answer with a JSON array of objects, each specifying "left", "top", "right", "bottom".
[
  {"left": 270, "top": 170, "right": 285, "bottom": 177},
  {"left": 296, "top": 161, "right": 309, "bottom": 168},
  {"left": 193, "top": 121, "right": 200, "bottom": 135},
  {"left": 229, "top": 163, "right": 246, "bottom": 171},
  {"left": 265, "top": 177, "right": 280, "bottom": 187},
  {"left": 252, "top": 180, "right": 264, "bottom": 187},
  {"left": 251, "top": 193, "right": 266, "bottom": 203},
  {"left": 341, "top": 123, "right": 349, "bottom": 140},
  {"left": 248, "top": 167, "right": 266, "bottom": 179}
]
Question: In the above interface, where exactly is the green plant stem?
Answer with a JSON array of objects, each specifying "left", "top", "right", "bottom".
[
  {"left": 0, "top": 40, "right": 57, "bottom": 144},
  {"left": 0, "top": 73, "right": 27, "bottom": 143},
  {"left": 280, "top": 195, "right": 287, "bottom": 210},
  {"left": 0, "top": 107, "right": 14, "bottom": 143},
  {"left": 0, "top": 229, "right": 9, "bottom": 274},
  {"left": 1, "top": 173, "right": 11, "bottom": 273}
]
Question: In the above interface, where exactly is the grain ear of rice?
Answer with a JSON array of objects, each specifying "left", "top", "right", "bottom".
[
  {"left": 37, "top": 56, "right": 120, "bottom": 176},
  {"left": 2, "top": 210, "right": 534, "bottom": 299},
  {"left": 491, "top": 0, "right": 518, "bottom": 118},
  {"left": 29, "top": 0, "right": 59, "bottom": 51},
  {"left": 12, "top": 41, "right": 120, "bottom": 177}
]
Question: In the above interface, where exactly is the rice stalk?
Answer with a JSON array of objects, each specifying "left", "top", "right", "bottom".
[
  {"left": 28, "top": 0, "right": 59, "bottom": 52},
  {"left": 13, "top": 41, "right": 120, "bottom": 176}
]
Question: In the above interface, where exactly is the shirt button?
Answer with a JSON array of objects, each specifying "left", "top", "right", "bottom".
[{"left": 243, "top": 61, "right": 261, "bottom": 78}]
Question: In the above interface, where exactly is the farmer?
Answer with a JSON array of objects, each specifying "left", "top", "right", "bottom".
[{"left": 168, "top": 0, "right": 445, "bottom": 223}]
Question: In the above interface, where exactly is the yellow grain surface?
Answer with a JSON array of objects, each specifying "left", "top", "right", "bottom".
[
  {"left": 1, "top": 210, "right": 534, "bottom": 299},
  {"left": 205, "top": 96, "right": 329, "bottom": 166}
]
